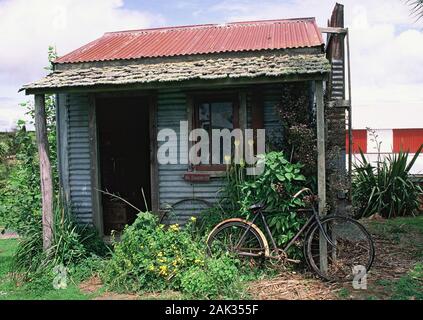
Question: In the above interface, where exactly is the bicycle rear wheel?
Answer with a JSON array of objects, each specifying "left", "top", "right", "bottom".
[
  {"left": 207, "top": 219, "right": 268, "bottom": 264},
  {"left": 304, "top": 216, "right": 375, "bottom": 282}
]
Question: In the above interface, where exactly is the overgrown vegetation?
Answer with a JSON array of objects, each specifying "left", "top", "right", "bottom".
[
  {"left": 275, "top": 82, "right": 316, "bottom": 178},
  {"left": 0, "top": 47, "right": 58, "bottom": 233},
  {"left": 352, "top": 132, "right": 423, "bottom": 218},
  {"left": 103, "top": 212, "right": 245, "bottom": 299},
  {"left": 220, "top": 151, "right": 306, "bottom": 254},
  {"left": 0, "top": 47, "right": 109, "bottom": 295}
]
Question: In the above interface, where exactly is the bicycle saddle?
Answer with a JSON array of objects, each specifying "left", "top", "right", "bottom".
[{"left": 249, "top": 203, "right": 265, "bottom": 212}]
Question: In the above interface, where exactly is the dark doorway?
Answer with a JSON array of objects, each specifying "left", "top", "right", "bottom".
[{"left": 96, "top": 97, "right": 151, "bottom": 235}]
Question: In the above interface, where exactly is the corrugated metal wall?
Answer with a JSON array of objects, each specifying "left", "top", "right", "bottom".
[
  {"left": 330, "top": 59, "right": 345, "bottom": 100},
  {"left": 60, "top": 93, "right": 94, "bottom": 224},
  {"left": 156, "top": 89, "right": 226, "bottom": 225},
  {"left": 245, "top": 84, "right": 283, "bottom": 135},
  {"left": 157, "top": 85, "right": 283, "bottom": 225},
  {"left": 59, "top": 86, "right": 286, "bottom": 227}
]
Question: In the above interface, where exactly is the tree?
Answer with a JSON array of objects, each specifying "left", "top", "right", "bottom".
[{"left": 407, "top": 0, "right": 423, "bottom": 20}]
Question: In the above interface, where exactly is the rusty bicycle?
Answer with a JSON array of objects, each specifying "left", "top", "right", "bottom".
[{"left": 206, "top": 187, "right": 375, "bottom": 281}]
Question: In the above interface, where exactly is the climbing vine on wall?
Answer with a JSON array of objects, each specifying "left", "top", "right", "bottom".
[{"left": 274, "top": 82, "right": 317, "bottom": 179}]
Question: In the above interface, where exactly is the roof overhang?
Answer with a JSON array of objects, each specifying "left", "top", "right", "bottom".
[{"left": 21, "top": 51, "right": 330, "bottom": 95}]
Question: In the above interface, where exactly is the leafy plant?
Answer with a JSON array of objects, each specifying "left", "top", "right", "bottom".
[
  {"left": 12, "top": 200, "right": 108, "bottom": 282},
  {"left": 180, "top": 255, "right": 244, "bottom": 299},
  {"left": 275, "top": 83, "right": 316, "bottom": 177},
  {"left": 221, "top": 152, "right": 306, "bottom": 249},
  {"left": 241, "top": 152, "right": 306, "bottom": 247},
  {"left": 103, "top": 212, "right": 243, "bottom": 298},
  {"left": 352, "top": 145, "right": 423, "bottom": 218},
  {"left": 407, "top": 0, "right": 423, "bottom": 20},
  {"left": 0, "top": 47, "right": 58, "bottom": 233}
]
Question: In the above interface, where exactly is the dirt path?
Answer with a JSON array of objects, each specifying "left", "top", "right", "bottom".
[{"left": 247, "top": 218, "right": 422, "bottom": 300}]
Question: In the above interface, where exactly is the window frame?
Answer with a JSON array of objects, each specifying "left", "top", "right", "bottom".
[{"left": 191, "top": 93, "right": 240, "bottom": 171}]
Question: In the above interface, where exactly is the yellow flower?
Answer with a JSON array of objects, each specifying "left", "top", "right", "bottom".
[
  {"left": 172, "top": 260, "right": 178, "bottom": 267},
  {"left": 157, "top": 251, "right": 163, "bottom": 257},
  {"left": 148, "top": 265, "right": 155, "bottom": 271},
  {"left": 190, "top": 216, "right": 197, "bottom": 222},
  {"left": 159, "top": 265, "right": 168, "bottom": 276},
  {"left": 239, "top": 158, "right": 245, "bottom": 168},
  {"left": 170, "top": 224, "right": 180, "bottom": 232},
  {"left": 194, "top": 259, "right": 204, "bottom": 265},
  {"left": 224, "top": 154, "right": 231, "bottom": 164}
]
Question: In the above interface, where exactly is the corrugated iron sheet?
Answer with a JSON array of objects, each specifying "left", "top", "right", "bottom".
[
  {"left": 393, "top": 129, "right": 423, "bottom": 153},
  {"left": 55, "top": 18, "right": 323, "bottom": 64},
  {"left": 347, "top": 130, "right": 367, "bottom": 154}
]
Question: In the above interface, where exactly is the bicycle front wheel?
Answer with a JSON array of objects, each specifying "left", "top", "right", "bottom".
[
  {"left": 304, "top": 216, "right": 375, "bottom": 282},
  {"left": 207, "top": 219, "right": 269, "bottom": 263}
]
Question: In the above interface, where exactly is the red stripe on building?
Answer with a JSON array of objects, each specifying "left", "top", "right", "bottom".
[
  {"left": 393, "top": 129, "right": 423, "bottom": 153},
  {"left": 346, "top": 130, "right": 367, "bottom": 154}
]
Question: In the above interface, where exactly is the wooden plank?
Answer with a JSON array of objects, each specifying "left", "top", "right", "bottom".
[
  {"left": 149, "top": 94, "right": 159, "bottom": 213},
  {"left": 239, "top": 91, "right": 247, "bottom": 132},
  {"left": 251, "top": 88, "right": 264, "bottom": 130},
  {"left": 319, "top": 27, "right": 348, "bottom": 34},
  {"left": 56, "top": 94, "right": 70, "bottom": 203},
  {"left": 316, "top": 81, "right": 328, "bottom": 273},
  {"left": 34, "top": 94, "right": 54, "bottom": 250},
  {"left": 328, "top": 99, "right": 350, "bottom": 108},
  {"left": 88, "top": 94, "right": 103, "bottom": 235}
]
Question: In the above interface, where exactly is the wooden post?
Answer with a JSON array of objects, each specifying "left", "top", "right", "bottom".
[
  {"left": 316, "top": 81, "right": 328, "bottom": 272},
  {"left": 34, "top": 94, "right": 54, "bottom": 250}
]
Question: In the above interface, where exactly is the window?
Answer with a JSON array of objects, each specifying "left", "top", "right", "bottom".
[{"left": 193, "top": 95, "right": 239, "bottom": 170}]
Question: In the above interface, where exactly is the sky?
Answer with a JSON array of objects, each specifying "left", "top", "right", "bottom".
[{"left": 0, "top": 0, "right": 422, "bottom": 131}]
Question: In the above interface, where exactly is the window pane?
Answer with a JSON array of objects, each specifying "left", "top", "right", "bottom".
[
  {"left": 211, "top": 102, "right": 233, "bottom": 130},
  {"left": 199, "top": 103, "right": 210, "bottom": 132},
  {"left": 211, "top": 102, "right": 233, "bottom": 164}
]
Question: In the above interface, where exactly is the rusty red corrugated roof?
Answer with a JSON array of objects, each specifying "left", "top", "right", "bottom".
[{"left": 55, "top": 18, "right": 323, "bottom": 64}]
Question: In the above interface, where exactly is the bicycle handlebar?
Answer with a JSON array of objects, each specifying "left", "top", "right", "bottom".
[{"left": 293, "top": 187, "right": 313, "bottom": 199}]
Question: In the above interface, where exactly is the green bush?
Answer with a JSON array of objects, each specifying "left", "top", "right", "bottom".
[
  {"left": 12, "top": 201, "right": 109, "bottom": 282},
  {"left": 103, "top": 212, "right": 243, "bottom": 298},
  {"left": 352, "top": 146, "right": 423, "bottom": 218},
  {"left": 223, "top": 152, "right": 306, "bottom": 248},
  {"left": 180, "top": 255, "right": 243, "bottom": 299}
]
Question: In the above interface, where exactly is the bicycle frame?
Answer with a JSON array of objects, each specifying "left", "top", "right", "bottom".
[{"left": 235, "top": 203, "right": 335, "bottom": 258}]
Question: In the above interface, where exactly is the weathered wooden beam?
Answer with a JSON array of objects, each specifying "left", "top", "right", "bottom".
[
  {"left": 149, "top": 95, "right": 159, "bottom": 213},
  {"left": 34, "top": 94, "right": 54, "bottom": 250},
  {"left": 319, "top": 27, "right": 348, "bottom": 34},
  {"left": 315, "top": 81, "right": 328, "bottom": 273},
  {"left": 88, "top": 95, "right": 103, "bottom": 235},
  {"left": 328, "top": 99, "right": 351, "bottom": 109},
  {"left": 238, "top": 91, "right": 248, "bottom": 132}
]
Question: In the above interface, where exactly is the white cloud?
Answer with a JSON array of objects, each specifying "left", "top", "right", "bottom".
[
  {"left": 0, "top": 0, "right": 422, "bottom": 131},
  {"left": 0, "top": 0, "right": 164, "bottom": 130},
  {"left": 210, "top": 0, "right": 423, "bottom": 129}
]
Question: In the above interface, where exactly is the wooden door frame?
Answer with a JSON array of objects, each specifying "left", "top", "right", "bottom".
[{"left": 89, "top": 92, "right": 159, "bottom": 236}]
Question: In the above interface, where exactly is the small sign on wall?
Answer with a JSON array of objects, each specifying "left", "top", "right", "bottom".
[{"left": 183, "top": 173, "right": 210, "bottom": 182}]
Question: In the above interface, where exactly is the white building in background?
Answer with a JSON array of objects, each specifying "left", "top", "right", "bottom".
[{"left": 348, "top": 128, "right": 423, "bottom": 176}]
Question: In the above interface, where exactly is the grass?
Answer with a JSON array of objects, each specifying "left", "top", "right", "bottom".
[
  {"left": 367, "top": 215, "right": 423, "bottom": 258},
  {"left": 2, "top": 215, "right": 423, "bottom": 300},
  {"left": 374, "top": 263, "right": 423, "bottom": 300},
  {"left": 360, "top": 215, "right": 423, "bottom": 300},
  {"left": 0, "top": 239, "right": 96, "bottom": 300}
]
